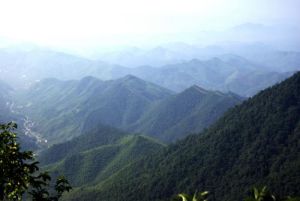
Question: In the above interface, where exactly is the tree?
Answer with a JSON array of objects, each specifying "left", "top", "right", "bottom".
[{"left": 0, "top": 122, "right": 71, "bottom": 201}]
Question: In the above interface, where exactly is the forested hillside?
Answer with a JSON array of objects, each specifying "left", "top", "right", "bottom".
[
  {"left": 1, "top": 2, "right": 299, "bottom": 201},
  {"left": 64, "top": 72, "right": 300, "bottom": 201},
  {"left": 15, "top": 75, "right": 173, "bottom": 144},
  {"left": 16, "top": 75, "right": 241, "bottom": 144},
  {"left": 39, "top": 124, "right": 164, "bottom": 188},
  {"left": 130, "top": 85, "right": 242, "bottom": 142}
]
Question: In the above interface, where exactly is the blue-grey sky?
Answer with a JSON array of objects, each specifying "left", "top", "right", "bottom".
[{"left": 0, "top": 0, "right": 299, "bottom": 48}]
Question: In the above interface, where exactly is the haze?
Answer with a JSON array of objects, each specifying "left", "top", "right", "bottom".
[{"left": 0, "top": 0, "right": 299, "bottom": 49}]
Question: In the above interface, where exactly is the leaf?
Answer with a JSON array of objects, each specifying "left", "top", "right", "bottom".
[{"left": 178, "top": 193, "right": 190, "bottom": 201}]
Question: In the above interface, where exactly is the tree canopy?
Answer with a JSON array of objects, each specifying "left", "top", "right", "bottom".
[{"left": 0, "top": 122, "right": 71, "bottom": 201}]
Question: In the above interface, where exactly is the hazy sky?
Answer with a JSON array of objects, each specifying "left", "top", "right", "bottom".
[{"left": 0, "top": 0, "right": 299, "bottom": 48}]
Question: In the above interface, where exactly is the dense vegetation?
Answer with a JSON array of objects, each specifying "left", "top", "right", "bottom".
[
  {"left": 130, "top": 85, "right": 242, "bottom": 142},
  {"left": 15, "top": 75, "right": 172, "bottom": 144},
  {"left": 63, "top": 72, "right": 300, "bottom": 201},
  {"left": 15, "top": 75, "right": 241, "bottom": 144},
  {"left": 176, "top": 187, "right": 300, "bottom": 201},
  {"left": 39, "top": 124, "right": 165, "bottom": 187},
  {"left": 0, "top": 122, "right": 71, "bottom": 200}
]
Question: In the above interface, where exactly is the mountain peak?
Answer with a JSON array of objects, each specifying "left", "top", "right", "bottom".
[
  {"left": 187, "top": 85, "right": 209, "bottom": 95},
  {"left": 79, "top": 76, "right": 102, "bottom": 86},
  {"left": 117, "top": 75, "right": 146, "bottom": 85},
  {"left": 81, "top": 76, "right": 99, "bottom": 82},
  {"left": 123, "top": 74, "right": 141, "bottom": 81}
]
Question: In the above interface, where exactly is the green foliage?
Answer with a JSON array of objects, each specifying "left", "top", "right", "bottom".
[
  {"left": 64, "top": 72, "right": 300, "bottom": 201},
  {"left": 285, "top": 197, "right": 300, "bottom": 201},
  {"left": 0, "top": 122, "right": 71, "bottom": 200},
  {"left": 16, "top": 75, "right": 172, "bottom": 145},
  {"left": 131, "top": 85, "right": 242, "bottom": 142},
  {"left": 176, "top": 187, "right": 300, "bottom": 201},
  {"left": 176, "top": 191, "right": 209, "bottom": 201},
  {"left": 244, "top": 187, "right": 300, "bottom": 201},
  {"left": 39, "top": 125, "right": 129, "bottom": 165},
  {"left": 40, "top": 128, "right": 165, "bottom": 188},
  {"left": 245, "top": 187, "right": 276, "bottom": 201},
  {"left": 17, "top": 75, "right": 241, "bottom": 145}
]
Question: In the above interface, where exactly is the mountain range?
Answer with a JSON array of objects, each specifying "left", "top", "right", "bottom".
[
  {"left": 128, "top": 85, "right": 242, "bottom": 142},
  {"left": 0, "top": 47, "right": 296, "bottom": 97},
  {"left": 0, "top": 48, "right": 117, "bottom": 88},
  {"left": 105, "top": 57, "right": 294, "bottom": 96},
  {"left": 15, "top": 75, "right": 241, "bottom": 144},
  {"left": 14, "top": 75, "right": 171, "bottom": 144},
  {"left": 58, "top": 71, "right": 300, "bottom": 201},
  {"left": 0, "top": 42, "right": 299, "bottom": 201}
]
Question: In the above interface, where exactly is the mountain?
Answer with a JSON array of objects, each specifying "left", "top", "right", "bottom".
[
  {"left": 129, "top": 85, "right": 243, "bottom": 142},
  {"left": 65, "top": 72, "right": 300, "bottom": 201},
  {"left": 15, "top": 75, "right": 173, "bottom": 144},
  {"left": 0, "top": 80, "right": 12, "bottom": 120},
  {"left": 16, "top": 75, "right": 242, "bottom": 144},
  {"left": 0, "top": 47, "right": 296, "bottom": 97},
  {"left": 0, "top": 80, "right": 38, "bottom": 150},
  {"left": 97, "top": 46, "right": 185, "bottom": 67},
  {"left": 0, "top": 48, "right": 116, "bottom": 88},
  {"left": 39, "top": 125, "right": 164, "bottom": 187},
  {"left": 39, "top": 124, "right": 129, "bottom": 165},
  {"left": 244, "top": 51, "right": 300, "bottom": 72},
  {"left": 106, "top": 58, "right": 294, "bottom": 96}
]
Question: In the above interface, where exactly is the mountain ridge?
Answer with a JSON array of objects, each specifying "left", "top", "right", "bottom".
[{"left": 64, "top": 72, "right": 300, "bottom": 201}]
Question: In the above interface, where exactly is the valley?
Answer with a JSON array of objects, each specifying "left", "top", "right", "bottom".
[
  {"left": 0, "top": 9, "right": 300, "bottom": 200},
  {"left": 1, "top": 70, "right": 299, "bottom": 201}
]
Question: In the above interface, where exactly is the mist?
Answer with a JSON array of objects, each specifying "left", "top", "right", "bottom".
[
  {"left": 0, "top": 1, "right": 300, "bottom": 200},
  {"left": 0, "top": 0, "right": 299, "bottom": 50}
]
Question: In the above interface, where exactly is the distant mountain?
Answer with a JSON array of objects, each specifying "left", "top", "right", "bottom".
[
  {"left": 227, "top": 23, "right": 300, "bottom": 51},
  {"left": 15, "top": 75, "right": 173, "bottom": 144},
  {"left": 244, "top": 51, "right": 300, "bottom": 72},
  {"left": 65, "top": 72, "right": 300, "bottom": 201},
  {"left": 106, "top": 58, "right": 294, "bottom": 96},
  {"left": 39, "top": 125, "right": 164, "bottom": 187},
  {"left": 0, "top": 47, "right": 296, "bottom": 97},
  {"left": 129, "top": 85, "right": 243, "bottom": 142},
  {"left": 90, "top": 23, "right": 300, "bottom": 67},
  {"left": 0, "top": 48, "right": 116, "bottom": 88},
  {"left": 97, "top": 46, "right": 185, "bottom": 67}
]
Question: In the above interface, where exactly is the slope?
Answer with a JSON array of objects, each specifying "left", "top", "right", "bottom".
[
  {"left": 16, "top": 75, "right": 173, "bottom": 144},
  {"left": 106, "top": 57, "right": 294, "bottom": 97},
  {"left": 130, "top": 85, "right": 243, "bottom": 142},
  {"left": 0, "top": 48, "right": 113, "bottom": 88},
  {"left": 0, "top": 80, "right": 38, "bottom": 150},
  {"left": 0, "top": 80, "right": 12, "bottom": 121},
  {"left": 39, "top": 125, "right": 164, "bottom": 187},
  {"left": 66, "top": 72, "right": 300, "bottom": 201}
]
